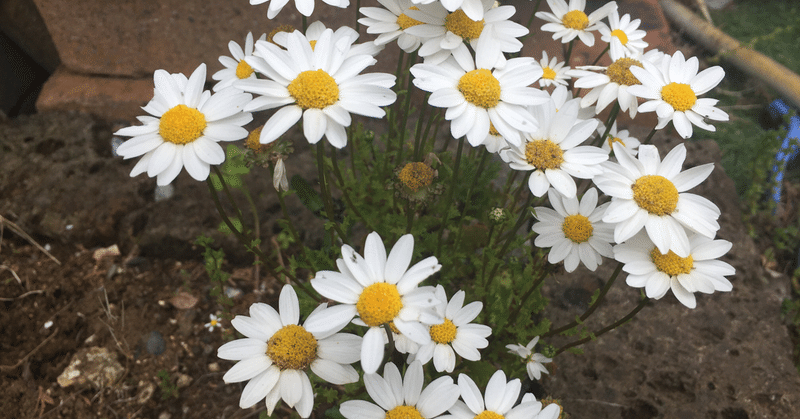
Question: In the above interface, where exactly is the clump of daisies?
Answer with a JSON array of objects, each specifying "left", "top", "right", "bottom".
[{"left": 111, "top": 0, "right": 738, "bottom": 417}]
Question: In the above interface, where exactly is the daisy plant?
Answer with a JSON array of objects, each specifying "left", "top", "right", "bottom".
[{"left": 112, "top": 0, "right": 737, "bottom": 417}]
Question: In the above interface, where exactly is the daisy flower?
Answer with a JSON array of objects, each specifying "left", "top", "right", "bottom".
[
  {"left": 236, "top": 29, "right": 397, "bottom": 149},
  {"left": 205, "top": 313, "right": 223, "bottom": 332},
  {"left": 535, "top": 51, "right": 570, "bottom": 88},
  {"left": 212, "top": 32, "right": 266, "bottom": 92},
  {"left": 404, "top": 0, "right": 528, "bottom": 66},
  {"left": 536, "top": 0, "right": 618, "bottom": 47},
  {"left": 114, "top": 63, "right": 253, "bottom": 186},
  {"left": 506, "top": 336, "right": 553, "bottom": 381},
  {"left": 339, "top": 361, "right": 461, "bottom": 419},
  {"left": 597, "top": 121, "right": 640, "bottom": 155},
  {"left": 448, "top": 370, "right": 550, "bottom": 419},
  {"left": 272, "top": 21, "right": 383, "bottom": 58},
  {"left": 521, "top": 394, "right": 563, "bottom": 419},
  {"left": 250, "top": 0, "right": 349, "bottom": 20},
  {"left": 599, "top": 10, "right": 648, "bottom": 58},
  {"left": 614, "top": 232, "right": 735, "bottom": 309},
  {"left": 410, "top": 285, "right": 491, "bottom": 373},
  {"left": 217, "top": 285, "right": 361, "bottom": 417},
  {"left": 411, "top": 50, "right": 548, "bottom": 147},
  {"left": 532, "top": 187, "right": 614, "bottom": 272},
  {"left": 499, "top": 98, "right": 607, "bottom": 198},
  {"left": 310, "top": 232, "right": 443, "bottom": 374},
  {"left": 568, "top": 49, "right": 661, "bottom": 119},
  {"left": 479, "top": 123, "right": 507, "bottom": 153},
  {"left": 627, "top": 50, "right": 729, "bottom": 139},
  {"left": 359, "top": 0, "right": 431, "bottom": 53},
  {"left": 594, "top": 143, "right": 721, "bottom": 258}
]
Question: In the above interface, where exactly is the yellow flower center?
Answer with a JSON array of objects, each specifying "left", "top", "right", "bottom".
[
  {"left": 397, "top": 7, "right": 423, "bottom": 30},
  {"left": 357, "top": 283, "right": 404, "bottom": 327},
  {"left": 562, "top": 10, "right": 589, "bottom": 30},
  {"left": 398, "top": 162, "right": 435, "bottom": 192},
  {"left": 458, "top": 69, "right": 501, "bottom": 109},
  {"left": 525, "top": 140, "right": 564, "bottom": 170},
  {"left": 386, "top": 405, "right": 423, "bottom": 419},
  {"left": 268, "top": 24, "right": 295, "bottom": 45},
  {"left": 246, "top": 126, "right": 263, "bottom": 152},
  {"left": 562, "top": 214, "right": 593, "bottom": 243},
  {"left": 309, "top": 40, "right": 317, "bottom": 50},
  {"left": 489, "top": 123, "right": 500, "bottom": 137},
  {"left": 631, "top": 175, "right": 679, "bottom": 216},
  {"left": 605, "top": 58, "right": 642, "bottom": 86},
  {"left": 542, "top": 67, "right": 557, "bottom": 80},
  {"left": 236, "top": 59, "right": 255, "bottom": 79},
  {"left": 287, "top": 69, "right": 340, "bottom": 110},
  {"left": 388, "top": 321, "right": 401, "bottom": 334},
  {"left": 607, "top": 136, "right": 626, "bottom": 149},
  {"left": 650, "top": 248, "right": 694, "bottom": 276},
  {"left": 429, "top": 319, "right": 457, "bottom": 344},
  {"left": 159, "top": 105, "right": 207, "bottom": 145},
  {"left": 445, "top": 10, "right": 484, "bottom": 40},
  {"left": 210, "top": 319, "right": 219, "bottom": 326},
  {"left": 475, "top": 411, "right": 505, "bottom": 419},
  {"left": 266, "top": 324, "right": 318, "bottom": 370},
  {"left": 661, "top": 82, "right": 697, "bottom": 112},
  {"left": 610, "top": 29, "right": 629, "bottom": 45}
]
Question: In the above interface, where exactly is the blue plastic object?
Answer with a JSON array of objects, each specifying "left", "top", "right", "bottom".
[{"left": 769, "top": 99, "right": 800, "bottom": 204}]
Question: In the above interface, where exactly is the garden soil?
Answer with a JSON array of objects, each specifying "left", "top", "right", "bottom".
[{"left": 2, "top": 110, "right": 800, "bottom": 419}]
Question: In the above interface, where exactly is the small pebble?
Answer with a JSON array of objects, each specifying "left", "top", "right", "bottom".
[
  {"left": 208, "top": 362, "right": 220, "bottom": 372},
  {"left": 145, "top": 331, "right": 166, "bottom": 356},
  {"left": 224, "top": 286, "right": 243, "bottom": 299},
  {"left": 155, "top": 184, "right": 174, "bottom": 202}
]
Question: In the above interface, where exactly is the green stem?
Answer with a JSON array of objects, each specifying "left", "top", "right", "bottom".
[
  {"left": 397, "top": 52, "right": 419, "bottom": 165},
  {"left": 555, "top": 297, "right": 650, "bottom": 356},
  {"left": 543, "top": 262, "right": 624, "bottom": 338},
  {"left": 315, "top": 143, "right": 347, "bottom": 241},
  {"left": 329, "top": 146, "right": 374, "bottom": 231},
  {"left": 302, "top": 15, "right": 308, "bottom": 33},
  {"left": 642, "top": 126, "right": 657, "bottom": 144},
  {"left": 596, "top": 102, "right": 621, "bottom": 148},
  {"left": 451, "top": 150, "right": 490, "bottom": 251},
  {"left": 564, "top": 40, "right": 575, "bottom": 67},
  {"left": 510, "top": 263, "right": 550, "bottom": 320},
  {"left": 355, "top": 0, "right": 361, "bottom": 33},
  {"left": 437, "top": 137, "right": 465, "bottom": 255},
  {"left": 485, "top": 194, "right": 534, "bottom": 287},
  {"left": 205, "top": 175, "right": 318, "bottom": 300},
  {"left": 277, "top": 191, "right": 312, "bottom": 269},
  {"left": 241, "top": 185, "right": 261, "bottom": 283},
  {"left": 591, "top": 45, "right": 610, "bottom": 66}
]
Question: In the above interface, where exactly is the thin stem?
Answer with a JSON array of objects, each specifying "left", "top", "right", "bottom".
[
  {"left": 302, "top": 15, "right": 308, "bottom": 33},
  {"left": 205, "top": 176, "right": 317, "bottom": 300},
  {"left": 452, "top": 150, "right": 490, "bottom": 251},
  {"left": 315, "top": 143, "right": 347, "bottom": 241},
  {"left": 412, "top": 96, "right": 431, "bottom": 161},
  {"left": 383, "top": 323, "right": 404, "bottom": 368},
  {"left": 555, "top": 297, "right": 650, "bottom": 356},
  {"left": 485, "top": 194, "right": 534, "bottom": 287},
  {"left": 241, "top": 186, "right": 261, "bottom": 284},
  {"left": 510, "top": 264, "right": 550, "bottom": 320},
  {"left": 405, "top": 201, "right": 415, "bottom": 234},
  {"left": 564, "top": 40, "right": 575, "bottom": 67},
  {"left": 397, "top": 52, "right": 419, "bottom": 164},
  {"left": 520, "top": 0, "right": 544, "bottom": 43},
  {"left": 213, "top": 166, "right": 244, "bottom": 223},
  {"left": 543, "top": 262, "right": 624, "bottom": 338},
  {"left": 437, "top": 137, "right": 465, "bottom": 255},
  {"left": 642, "top": 126, "right": 657, "bottom": 145},
  {"left": 277, "top": 191, "right": 312, "bottom": 268},
  {"left": 591, "top": 45, "right": 610, "bottom": 66},
  {"left": 329, "top": 146, "right": 374, "bottom": 231},
  {"left": 596, "top": 102, "right": 621, "bottom": 148}
]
